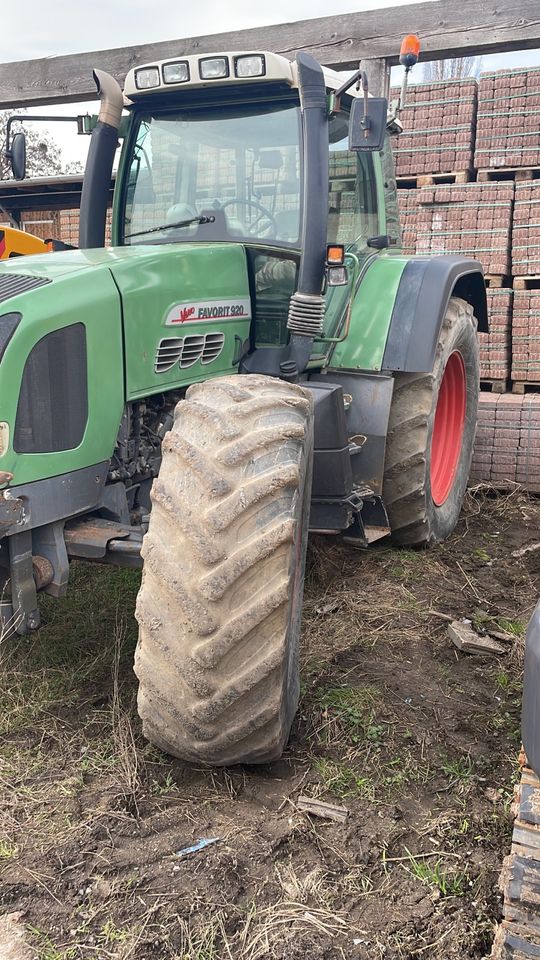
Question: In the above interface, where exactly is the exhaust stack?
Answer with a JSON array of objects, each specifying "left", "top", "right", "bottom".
[{"left": 79, "top": 69, "right": 123, "bottom": 249}]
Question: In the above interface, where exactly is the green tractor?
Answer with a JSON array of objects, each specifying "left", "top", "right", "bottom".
[{"left": 0, "top": 48, "right": 487, "bottom": 765}]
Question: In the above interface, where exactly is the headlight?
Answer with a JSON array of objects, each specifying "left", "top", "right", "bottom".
[
  {"left": 135, "top": 67, "right": 160, "bottom": 90},
  {"left": 235, "top": 55, "right": 265, "bottom": 78},
  {"left": 199, "top": 57, "right": 229, "bottom": 80},
  {"left": 163, "top": 61, "right": 190, "bottom": 84}
]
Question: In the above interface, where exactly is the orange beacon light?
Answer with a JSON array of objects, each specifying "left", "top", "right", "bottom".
[{"left": 400, "top": 34, "right": 421, "bottom": 70}]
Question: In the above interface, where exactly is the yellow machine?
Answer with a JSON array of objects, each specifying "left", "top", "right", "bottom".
[{"left": 0, "top": 225, "right": 50, "bottom": 258}]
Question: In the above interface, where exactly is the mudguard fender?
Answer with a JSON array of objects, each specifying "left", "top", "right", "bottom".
[
  {"left": 523, "top": 601, "right": 540, "bottom": 778},
  {"left": 382, "top": 256, "right": 488, "bottom": 374}
]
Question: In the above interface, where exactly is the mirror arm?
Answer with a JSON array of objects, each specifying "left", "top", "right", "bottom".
[
  {"left": 5, "top": 113, "right": 93, "bottom": 160},
  {"left": 333, "top": 69, "right": 372, "bottom": 140},
  {"left": 334, "top": 67, "right": 364, "bottom": 102}
]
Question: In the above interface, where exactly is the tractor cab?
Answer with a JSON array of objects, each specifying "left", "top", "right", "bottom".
[
  {"left": 119, "top": 87, "right": 381, "bottom": 351},
  {"left": 112, "top": 51, "right": 388, "bottom": 369}
]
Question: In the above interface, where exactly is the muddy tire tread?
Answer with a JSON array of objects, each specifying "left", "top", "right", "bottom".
[{"left": 134, "top": 374, "right": 313, "bottom": 765}]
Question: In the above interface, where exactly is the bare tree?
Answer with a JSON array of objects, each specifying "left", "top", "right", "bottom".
[{"left": 422, "top": 57, "right": 482, "bottom": 82}]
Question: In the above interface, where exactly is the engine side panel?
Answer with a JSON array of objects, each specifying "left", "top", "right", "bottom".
[
  {"left": 0, "top": 268, "right": 124, "bottom": 487},
  {"left": 109, "top": 243, "right": 252, "bottom": 400}
]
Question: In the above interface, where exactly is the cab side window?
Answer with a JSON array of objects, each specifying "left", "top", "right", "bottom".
[
  {"left": 328, "top": 111, "right": 379, "bottom": 251},
  {"left": 380, "top": 135, "right": 402, "bottom": 246}
]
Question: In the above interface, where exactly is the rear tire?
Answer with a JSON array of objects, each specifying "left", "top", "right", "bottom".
[
  {"left": 134, "top": 374, "right": 313, "bottom": 765},
  {"left": 383, "top": 297, "right": 479, "bottom": 546}
]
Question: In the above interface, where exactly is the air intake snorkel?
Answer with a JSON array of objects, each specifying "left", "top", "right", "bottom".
[
  {"left": 241, "top": 51, "right": 329, "bottom": 381},
  {"left": 283, "top": 52, "right": 329, "bottom": 377},
  {"left": 79, "top": 70, "right": 123, "bottom": 249}
]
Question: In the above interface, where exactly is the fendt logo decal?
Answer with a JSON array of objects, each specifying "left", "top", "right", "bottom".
[{"left": 166, "top": 298, "right": 251, "bottom": 326}]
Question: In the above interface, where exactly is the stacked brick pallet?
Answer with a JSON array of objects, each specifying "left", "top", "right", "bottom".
[
  {"left": 394, "top": 70, "right": 540, "bottom": 494},
  {"left": 513, "top": 181, "right": 540, "bottom": 276},
  {"left": 475, "top": 68, "right": 540, "bottom": 172},
  {"left": 391, "top": 78, "right": 477, "bottom": 178},
  {"left": 511, "top": 291, "right": 540, "bottom": 384},
  {"left": 481, "top": 289, "right": 513, "bottom": 383},
  {"left": 471, "top": 394, "right": 540, "bottom": 492},
  {"left": 413, "top": 182, "right": 513, "bottom": 276}
]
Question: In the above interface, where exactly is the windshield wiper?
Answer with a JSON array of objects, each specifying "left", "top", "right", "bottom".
[{"left": 125, "top": 214, "right": 216, "bottom": 240}]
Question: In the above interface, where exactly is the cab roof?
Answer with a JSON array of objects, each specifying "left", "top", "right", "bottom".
[{"left": 123, "top": 50, "right": 359, "bottom": 101}]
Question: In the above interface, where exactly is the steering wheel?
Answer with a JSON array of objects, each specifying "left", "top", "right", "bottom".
[{"left": 220, "top": 198, "right": 277, "bottom": 237}]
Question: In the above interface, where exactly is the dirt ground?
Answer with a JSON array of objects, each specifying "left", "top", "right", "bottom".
[{"left": 1, "top": 486, "right": 539, "bottom": 960}]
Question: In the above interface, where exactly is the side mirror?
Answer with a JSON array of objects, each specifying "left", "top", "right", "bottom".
[
  {"left": 349, "top": 97, "right": 388, "bottom": 152},
  {"left": 10, "top": 132, "right": 27, "bottom": 180}
]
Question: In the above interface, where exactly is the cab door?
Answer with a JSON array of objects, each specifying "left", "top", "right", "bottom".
[{"left": 312, "top": 109, "right": 384, "bottom": 361}]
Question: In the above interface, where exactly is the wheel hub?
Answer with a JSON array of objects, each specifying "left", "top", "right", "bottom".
[{"left": 430, "top": 350, "right": 467, "bottom": 507}]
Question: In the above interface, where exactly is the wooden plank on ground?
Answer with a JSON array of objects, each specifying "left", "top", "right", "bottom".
[{"left": 0, "top": 0, "right": 540, "bottom": 108}]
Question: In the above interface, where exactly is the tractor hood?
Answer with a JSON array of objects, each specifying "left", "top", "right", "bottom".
[
  {"left": 0, "top": 242, "right": 251, "bottom": 300},
  {"left": 0, "top": 246, "right": 125, "bottom": 283},
  {"left": 0, "top": 241, "right": 253, "bottom": 488}
]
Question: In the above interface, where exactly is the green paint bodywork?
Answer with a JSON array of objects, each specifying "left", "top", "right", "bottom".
[
  {"left": 0, "top": 251, "right": 124, "bottom": 486},
  {"left": 329, "top": 255, "right": 409, "bottom": 371},
  {"left": 0, "top": 243, "right": 251, "bottom": 486},
  {"left": 111, "top": 243, "right": 251, "bottom": 399}
]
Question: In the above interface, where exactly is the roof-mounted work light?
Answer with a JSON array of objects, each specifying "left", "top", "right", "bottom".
[
  {"left": 163, "top": 61, "right": 190, "bottom": 84},
  {"left": 199, "top": 57, "right": 229, "bottom": 80},
  {"left": 135, "top": 67, "right": 160, "bottom": 90}
]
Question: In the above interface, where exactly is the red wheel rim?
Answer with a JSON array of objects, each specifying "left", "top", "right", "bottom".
[{"left": 430, "top": 351, "right": 467, "bottom": 507}]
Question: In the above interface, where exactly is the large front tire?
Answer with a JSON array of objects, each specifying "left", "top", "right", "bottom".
[
  {"left": 134, "top": 375, "right": 313, "bottom": 766},
  {"left": 383, "top": 297, "right": 479, "bottom": 546}
]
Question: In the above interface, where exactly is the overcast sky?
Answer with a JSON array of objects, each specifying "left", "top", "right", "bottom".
[{"left": 4, "top": 0, "right": 540, "bottom": 169}]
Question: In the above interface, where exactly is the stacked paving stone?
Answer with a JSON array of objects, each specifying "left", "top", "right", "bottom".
[
  {"left": 397, "top": 189, "right": 419, "bottom": 254},
  {"left": 393, "top": 68, "right": 540, "bottom": 494},
  {"left": 511, "top": 291, "right": 540, "bottom": 384},
  {"left": 475, "top": 68, "right": 540, "bottom": 171},
  {"left": 390, "top": 79, "right": 477, "bottom": 177},
  {"left": 512, "top": 181, "right": 540, "bottom": 276},
  {"left": 471, "top": 393, "right": 540, "bottom": 492},
  {"left": 413, "top": 182, "right": 514, "bottom": 276},
  {"left": 480, "top": 289, "right": 513, "bottom": 382}
]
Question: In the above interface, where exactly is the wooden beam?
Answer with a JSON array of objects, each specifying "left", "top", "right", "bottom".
[
  {"left": 0, "top": 0, "right": 539, "bottom": 109},
  {"left": 360, "top": 59, "right": 391, "bottom": 99}
]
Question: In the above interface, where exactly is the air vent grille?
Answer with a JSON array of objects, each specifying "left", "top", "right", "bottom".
[
  {"left": 0, "top": 273, "right": 51, "bottom": 304},
  {"left": 202, "top": 332, "right": 225, "bottom": 364},
  {"left": 155, "top": 332, "right": 225, "bottom": 374},
  {"left": 180, "top": 335, "right": 205, "bottom": 368}
]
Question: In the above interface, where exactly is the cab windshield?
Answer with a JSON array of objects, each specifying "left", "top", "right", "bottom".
[{"left": 122, "top": 101, "right": 302, "bottom": 248}]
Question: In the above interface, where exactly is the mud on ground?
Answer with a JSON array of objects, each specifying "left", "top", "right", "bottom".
[{"left": 1, "top": 487, "right": 539, "bottom": 959}]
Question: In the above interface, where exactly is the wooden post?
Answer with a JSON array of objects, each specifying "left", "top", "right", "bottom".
[{"left": 359, "top": 58, "right": 391, "bottom": 99}]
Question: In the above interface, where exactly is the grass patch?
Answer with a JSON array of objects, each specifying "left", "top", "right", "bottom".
[
  {"left": 314, "top": 758, "right": 376, "bottom": 801},
  {"left": 28, "top": 927, "right": 77, "bottom": 960},
  {"left": 309, "top": 682, "right": 432, "bottom": 803},
  {"left": 440, "top": 754, "right": 474, "bottom": 786},
  {"left": 312, "top": 684, "right": 384, "bottom": 746},
  {"left": 0, "top": 838, "right": 17, "bottom": 860},
  {"left": 402, "top": 849, "right": 470, "bottom": 897}
]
